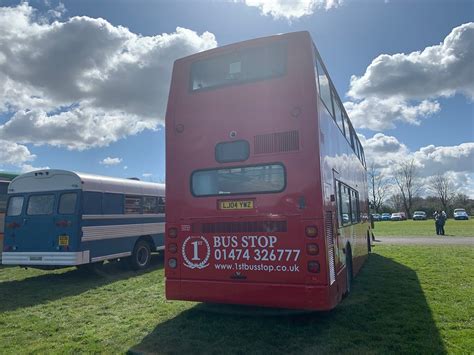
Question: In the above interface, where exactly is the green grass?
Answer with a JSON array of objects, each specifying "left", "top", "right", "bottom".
[
  {"left": 373, "top": 218, "right": 474, "bottom": 237},
  {"left": 0, "top": 246, "right": 473, "bottom": 354}
]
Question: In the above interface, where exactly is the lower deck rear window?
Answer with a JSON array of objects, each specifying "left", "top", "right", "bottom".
[{"left": 191, "top": 163, "right": 285, "bottom": 197}]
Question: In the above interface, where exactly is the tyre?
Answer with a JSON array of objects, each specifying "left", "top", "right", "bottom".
[{"left": 129, "top": 240, "right": 152, "bottom": 270}]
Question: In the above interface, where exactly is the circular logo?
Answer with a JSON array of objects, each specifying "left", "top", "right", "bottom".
[{"left": 182, "top": 236, "right": 210, "bottom": 269}]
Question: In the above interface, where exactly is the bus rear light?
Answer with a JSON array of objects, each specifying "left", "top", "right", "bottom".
[
  {"left": 306, "top": 243, "right": 319, "bottom": 255},
  {"left": 3, "top": 245, "right": 12, "bottom": 252},
  {"left": 55, "top": 220, "right": 71, "bottom": 227},
  {"left": 7, "top": 222, "right": 20, "bottom": 229},
  {"left": 168, "top": 258, "right": 177, "bottom": 269},
  {"left": 308, "top": 261, "right": 320, "bottom": 273},
  {"left": 168, "top": 243, "right": 178, "bottom": 254},
  {"left": 168, "top": 228, "right": 178, "bottom": 238},
  {"left": 305, "top": 225, "right": 318, "bottom": 237}
]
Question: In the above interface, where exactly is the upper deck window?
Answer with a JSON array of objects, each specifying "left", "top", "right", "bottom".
[
  {"left": 190, "top": 42, "right": 287, "bottom": 92},
  {"left": 316, "top": 58, "right": 333, "bottom": 117},
  {"left": 192, "top": 163, "right": 285, "bottom": 197}
]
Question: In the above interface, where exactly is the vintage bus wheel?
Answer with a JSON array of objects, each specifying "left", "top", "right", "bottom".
[{"left": 130, "top": 240, "right": 151, "bottom": 270}]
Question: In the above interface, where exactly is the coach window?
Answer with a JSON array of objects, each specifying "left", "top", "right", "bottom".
[
  {"left": 58, "top": 193, "right": 77, "bottom": 214},
  {"left": 7, "top": 196, "right": 24, "bottom": 216},
  {"left": 27, "top": 195, "right": 55, "bottom": 215},
  {"left": 125, "top": 195, "right": 142, "bottom": 214},
  {"left": 83, "top": 192, "right": 102, "bottom": 214},
  {"left": 342, "top": 112, "right": 351, "bottom": 142},
  {"left": 103, "top": 193, "right": 123, "bottom": 214},
  {"left": 143, "top": 196, "right": 158, "bottom": 214},
  {"left": 316, "top": 59, "right": 334, "bottom": 118},
  {"left": 158, "top": 197, "right": 165, "bottom": 213}
]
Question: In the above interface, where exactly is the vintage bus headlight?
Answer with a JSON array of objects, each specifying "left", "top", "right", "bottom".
[
  {"left": 168, "top": 258, "right": 177, "bottom": 269},
  {"left": 305, "top": 225, "right": 318, "bottom": 237}
]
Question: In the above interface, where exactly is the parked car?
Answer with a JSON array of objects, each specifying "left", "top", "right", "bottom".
[
  {"left": 413, "top": 211, "right": 427, "bottom": 220},
  {"left": 399, "top": 212, "right": 407, "bottom": 220},
  {"left": 371, "top": 213, "right": 381, "bottom": 221},
  {"left": 453, "top": 208, "right": 469, "bottom": 220},
  {"left": 381, "top": 213, "right": 391, "bottom": 221},
  {"left": 391, "top": 213, "right": 403, "bottom": 221}
]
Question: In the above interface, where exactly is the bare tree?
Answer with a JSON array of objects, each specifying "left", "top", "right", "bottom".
[
  {"left": 368, "top": 162, "right": 390, "bottom": 213},
  {"left": 393, "top": 159, "right": 421, "bottom": 218},
  {"left": 389, "top": 193, "right": 404, "bottom": 212},
  {"left": 429, "top": 174, "right": 455, "bottom": 213}
]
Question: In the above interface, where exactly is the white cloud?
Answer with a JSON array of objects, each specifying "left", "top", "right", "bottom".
[
  {"left": 100, "top": 156, "right": 122, "bottom": 166},
  {"left": 345, "top": 98, "right": 440, "bottom": 130},
  {"left": 240, "top": 0, "right": 341, "bottom": 19},
  {"left": 0, "top": 3, "right": 217, "bottom": 150},
  {"left": 20, "top": 163, "right": 50, "bottom": 173},
  {"left": 347, "top": 22, "right": 474, "bottom": 131},
  {"left": 0, "top": 139, "right": 36, "bottom": 165}
]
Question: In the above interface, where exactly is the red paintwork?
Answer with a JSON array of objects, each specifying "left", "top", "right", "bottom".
[{"left": 165, "top": 31, "right": 369, "bottom": 311}]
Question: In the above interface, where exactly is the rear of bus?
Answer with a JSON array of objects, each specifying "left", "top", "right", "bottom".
[
  {"left": 2, "top": 171, "right": 86, "bottom": 267},
  {"left": 165, "top": 32, "right": 337, "bottom": 310}
]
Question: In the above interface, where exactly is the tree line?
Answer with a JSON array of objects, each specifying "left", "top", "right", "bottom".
[{"left": 368, "top": 160, "right": 473, "bottom": 218}]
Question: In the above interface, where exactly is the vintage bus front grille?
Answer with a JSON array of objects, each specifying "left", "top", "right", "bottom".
[
  {"left": 194, "top": 220, "right": 287, "bottom": 234},
  {"left": 254, "top": 130, "right": 299, "bottom": 154}
]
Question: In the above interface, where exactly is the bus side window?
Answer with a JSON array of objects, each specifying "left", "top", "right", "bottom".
[
  {"left": 0, "top": 182, "right": 8, "bottom": 213},
  {"left": 103, "top": 193, "right": 123, "bottom": 214},
  {"left": 143, "top": 196, "right": 158, "bottom": 214},
  {"left": 83, "top": 192, "right": 102, "bottom": 215},
  {"left": 316, "top": 58, "right": 334, "bottom": 118},
  {"left": 158, "top": 197, "right": 165, "bottom": 213},
  {"left": 351, "top": 190, "right": 359, "bottom": 223},
  {"left": 333, "top": 97, "right": 345, "bottom": 136},
  {"left": 125, "top": 195, "right": 142, "bottom": 214}
]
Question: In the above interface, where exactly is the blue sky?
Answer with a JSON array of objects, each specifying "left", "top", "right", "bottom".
[{"left": 0, "top": 0, "right": 473, "bottom": 194}]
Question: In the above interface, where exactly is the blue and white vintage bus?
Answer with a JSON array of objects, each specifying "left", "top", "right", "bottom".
[{"left": 2, "top": 169, "right": 165, "bottom": 270}]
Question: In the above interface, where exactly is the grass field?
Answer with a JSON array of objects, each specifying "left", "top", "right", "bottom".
[
  {"left": 0, "top": 245, "right": 473, "bottom": 354},
  {"left": 373, "top": 218, "right": 474, "bottom": 237}
]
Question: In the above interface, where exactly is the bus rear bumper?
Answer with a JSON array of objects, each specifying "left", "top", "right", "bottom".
[
  {"left": 166, "top": 279, "right": 336, "bottom": 311},
  {"left": 1, "top": 251, "right": 90, "bottom": 266}
]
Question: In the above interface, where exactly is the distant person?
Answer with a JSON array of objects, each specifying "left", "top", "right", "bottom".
[{"left": 434, "top": 210, "right": 446, "bottom": 235}]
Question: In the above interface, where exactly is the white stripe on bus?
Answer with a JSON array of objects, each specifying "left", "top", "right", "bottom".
[{"left": 81, "top": 222, "right": 165, "bottom": 242}]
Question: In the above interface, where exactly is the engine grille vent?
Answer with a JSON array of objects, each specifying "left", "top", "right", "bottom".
[
  {"left": 194, "top": 220, "right": 287, "bottom": 234},
  {"left": 254, "top": 130, "right": 299, "bottom": 154},
  {"left": 325, "top": 211, "right": 336, "bottom": 285}
]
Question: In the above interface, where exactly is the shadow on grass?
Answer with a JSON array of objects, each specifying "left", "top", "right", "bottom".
[
  {"left": 0, "top": 254, "right": 163, "bottom": 313},
  {"left": 130, "top": 254, "right": 446, "bottom": 354}
]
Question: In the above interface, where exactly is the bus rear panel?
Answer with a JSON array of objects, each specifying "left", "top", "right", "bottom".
[{"left": 165, "top": 32, "right": 368, "bottom": 310}]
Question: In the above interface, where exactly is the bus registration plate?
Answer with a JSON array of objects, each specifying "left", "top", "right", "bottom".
[
  {"left": 219, "top": 200, "right": 254, "bottom": 210},
  {"left": 58, "top": 235, "right": 69, "bottom": 246}
]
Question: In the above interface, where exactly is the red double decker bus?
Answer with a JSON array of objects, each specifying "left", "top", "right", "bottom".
[{"left": 165, "top": 31, "right": 370, "bottom": 310}]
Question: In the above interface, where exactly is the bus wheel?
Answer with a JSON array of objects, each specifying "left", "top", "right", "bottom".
[
  {"left": 345, "top": 248, "right": 353, "bottom": 295},
  {"left": 129, "top": 240, "right": 151, "bottom": 270}
]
